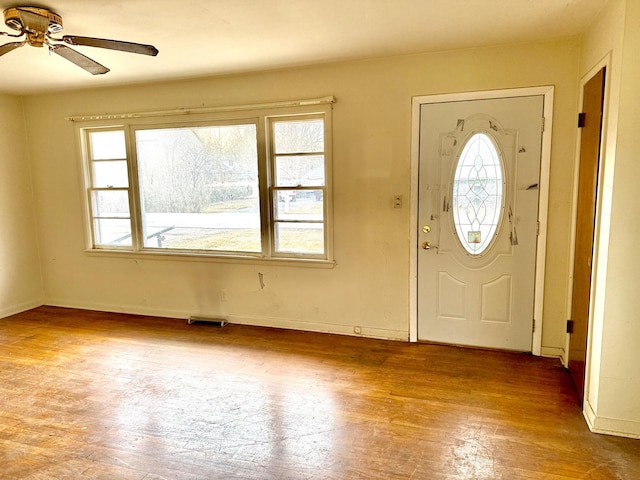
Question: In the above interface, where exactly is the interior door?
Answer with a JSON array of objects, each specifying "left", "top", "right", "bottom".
[
  {"left": 568, "top": 68, "right": 606, "bottom": 401},
  {"left": 417, "top": 96, "right": 544, "bottom": 351}
]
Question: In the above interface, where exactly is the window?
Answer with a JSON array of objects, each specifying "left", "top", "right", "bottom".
[
  {"left": 79, "top": 100, "right": 333, "bottom": 262},
  {"left": 451, "top": 132, "right": 505, "bottom": 256},
  {"left": 270, "top": 117, "right": 326, "bottom": 255},
  {"left": 87, "top": 129, "right": 132, "bottom": 247}
]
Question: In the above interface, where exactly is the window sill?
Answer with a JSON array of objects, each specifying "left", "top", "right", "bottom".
[{"left": 83, "top": 248, "right": 336, "bottom": 268}]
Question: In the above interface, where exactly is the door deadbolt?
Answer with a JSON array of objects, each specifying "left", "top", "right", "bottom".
[{"left": 422, "top": 225, "right": 431, "bottom": 233}]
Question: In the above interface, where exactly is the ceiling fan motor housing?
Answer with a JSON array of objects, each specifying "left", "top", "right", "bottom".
[{"left": 4, "top": 7, "right": 63, "bottom": 34}]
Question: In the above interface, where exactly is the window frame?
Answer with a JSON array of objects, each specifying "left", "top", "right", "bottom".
[
  {"left": 267, "top": 113, "right": 329, "bottom": 260},
  {"left": 83, "top": 126, "right": 137, "bottom": 251},
  {"left": 76, "top": 101, "right": 334, "bottom": 265}
]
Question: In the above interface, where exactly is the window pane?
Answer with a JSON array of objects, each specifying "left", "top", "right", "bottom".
[
  {"left": 274, "top": 190, "right": 323, "bottom": 221},
  {"left": 275, "top": 223, "right": 324, "bottom": 255},
  {"left": 140, "top": 219, "right": 261, "bottom": 251},
  {"left": 452, "top": 132, "right": 504, "bottom": 255},
  {"left": 92, "top": 160, "right": 129, "bottom": 188},
  {"left": 135, "top": 124, "right": 261, "bottom": 253},
  {"left": 274, "top": 119, "right": 324, "bottom": 154},
  {"left": 90, "top": 130, "right": 126, "bottom": 160},
  {"left": 94, "top": 218, "right": 132, "bottom": 246},
  {"left": 275, "top": 155, "right": 325, "bottom": 187},
  {"left": 91, "top": 190, "right": 130, "bottom": 218}
]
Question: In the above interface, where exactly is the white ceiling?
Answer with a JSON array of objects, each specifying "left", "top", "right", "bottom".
[{"left": 0, "top": 0, "right": 607, "bottom": 95}]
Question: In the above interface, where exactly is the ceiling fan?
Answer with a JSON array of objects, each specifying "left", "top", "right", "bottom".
[{"left": 0, "top": 6, "right": 158, "bottom": 75}]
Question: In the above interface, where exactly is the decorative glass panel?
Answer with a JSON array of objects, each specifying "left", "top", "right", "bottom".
[{"left": 452, "top": 132, "right": 504, "bottom": 255}]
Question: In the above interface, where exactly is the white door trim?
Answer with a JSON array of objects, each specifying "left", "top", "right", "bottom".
[
  {"left": 409, "top": 86, "right": 554, "bottom": 356},
  {"left": 569, "top": 54, "right": 613, "bottom": 429}
]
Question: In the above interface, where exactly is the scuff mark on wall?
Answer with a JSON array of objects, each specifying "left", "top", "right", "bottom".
[{"left": 258, "top": 272, "right": 265, "bottom": 290}]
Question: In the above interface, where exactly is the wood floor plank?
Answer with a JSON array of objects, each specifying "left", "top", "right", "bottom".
[{"left": 0, "top": 306, "right": 638, "bottom": 479}]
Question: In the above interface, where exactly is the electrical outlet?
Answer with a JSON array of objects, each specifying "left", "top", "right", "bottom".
[
  {"left": 393, "top": 194, "right": 403, "bottom": 208},
  {"left": 220, "top": 289, "right": 228, "bottom": 302}
]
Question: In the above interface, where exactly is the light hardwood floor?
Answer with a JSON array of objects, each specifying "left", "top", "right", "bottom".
[{"left": 1, "top": 306, "right": 638, "bottom": 479}]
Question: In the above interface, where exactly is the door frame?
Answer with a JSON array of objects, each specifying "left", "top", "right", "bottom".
[
  {"left": 568, "top": 55, "right": 613, "bottom": 429},
  {"left": 567, "top": 66, "right": 606, "bottom": 402},
  {"left": 409, "top": 86, "right": 555, "bottom": 356}
]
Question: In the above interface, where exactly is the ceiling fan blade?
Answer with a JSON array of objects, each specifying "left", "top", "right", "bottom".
[
  {"left": 62, "top": 36, "right": 159, "bottom": 56},
  {"left": 17, "top": 8, "right": 50, "bottom": 33},
  {"left": 50, "top": 45, "right": 110, "bottom": 75},
  {"left": 0, "top": 41, "right": 25, "bottom": 57}
]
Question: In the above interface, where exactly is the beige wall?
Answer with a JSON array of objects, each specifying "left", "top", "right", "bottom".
[
  {"left": 578, "top": 0, "right": 640, "bottom": 438},
  {"left": 22, "top": 38, "right": 580, "bottom": 348},
  {"left": 0, "top": 94, "right": 43, "bottom": 317},
  {"left": 600, "top": 0, "right": 640, "bottom": 433}
]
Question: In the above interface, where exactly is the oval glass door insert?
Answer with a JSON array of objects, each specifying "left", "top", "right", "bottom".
[{"left": 452, "top": 132, "right": 505, "bottom": 255}]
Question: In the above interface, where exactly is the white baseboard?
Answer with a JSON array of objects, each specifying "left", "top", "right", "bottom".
[
  {"left": 45, "top": 298, "right": 195, "bottom": 321},
  {"left": 589, "top": 417, "right": 640, "bottom": 439},
  {"left": 584, "top": 400, "right": 640, "bottom": 439},
  {"left": 224, "top": 312, "right": 408, "bottom": 341},
  {"left": 0, "top": 299, "right": 43, "bottom": 320},
  {"left": 584, "top": 399, "right": 597, "bottom": 428},
  {"left": 540, "top": 346, "right": 564, "bottom": 360},
  {"left": 44, "top": 299, "right": 408, "bottom": 342}
]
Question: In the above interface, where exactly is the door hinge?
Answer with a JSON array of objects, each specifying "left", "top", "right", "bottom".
[
  {"left": 536, "top": 221, "right": 540, "bottom": 236},
  {"left": 566, "top": 319, "right": 574, "bottom": 334},
  {"left": 578, "top": 113, "right": 586, "bottom": 128},
  {"left": 541, "top": 117, "right": 546, "bottom": 132},
  {"left": 532, "top": 318, "right": 535, "bottom": 333}
]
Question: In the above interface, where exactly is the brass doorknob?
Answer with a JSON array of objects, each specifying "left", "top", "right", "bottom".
[{"left": 421, "top": 241, "right": 431, "bottom": 250}]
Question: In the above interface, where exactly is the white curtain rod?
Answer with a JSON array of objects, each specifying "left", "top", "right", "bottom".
[{"left": 66, "top": 95, "right": 336, "bottom": 122}]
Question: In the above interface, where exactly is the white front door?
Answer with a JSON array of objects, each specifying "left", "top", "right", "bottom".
[{"left": 417, "top": 96, "right": 544, "bottom": 351}]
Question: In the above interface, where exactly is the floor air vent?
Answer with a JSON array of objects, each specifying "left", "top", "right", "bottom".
[{"left": 187, "top": 316, "right": 228, "bottom": 327}]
